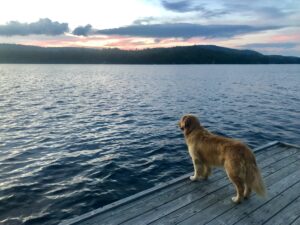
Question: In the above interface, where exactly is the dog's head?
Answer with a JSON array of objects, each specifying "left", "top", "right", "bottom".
[{"left": 178, "top": 114, "right": 201, "bottom": 135}]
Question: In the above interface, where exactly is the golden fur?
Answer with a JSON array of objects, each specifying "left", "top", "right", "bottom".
[{"left": 179, "top": 114, "right": 266, "bottom": 203}]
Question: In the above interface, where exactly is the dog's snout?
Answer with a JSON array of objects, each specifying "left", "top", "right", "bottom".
[{"left": 178, "top": 121, "right": 184, "bottom": 130}]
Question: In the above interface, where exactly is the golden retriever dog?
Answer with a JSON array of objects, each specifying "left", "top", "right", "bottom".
[{"left": 178, "top": 114, "right": 266, "bottom": 203}]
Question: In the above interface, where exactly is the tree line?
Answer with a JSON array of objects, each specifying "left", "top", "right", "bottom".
[{"left": 0, "top": 44, "right": 299, "bottom": 64}]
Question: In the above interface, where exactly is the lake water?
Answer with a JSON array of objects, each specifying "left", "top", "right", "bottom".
[{"left": 0, "top": 64, "right": 299, "bottom": 225}]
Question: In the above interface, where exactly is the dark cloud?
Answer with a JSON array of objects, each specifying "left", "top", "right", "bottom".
[
  {"left": 257, "top": 7, "right": 287, "bottom": 18},
  {"left": 221, "top": 1, "right": 297, "bottom": 22},
  {"left": 161, "top": 0, "right": 228, "bottom": 18},
  {"left": 240, "top": 42, "right": 298, "bottom": 49},
  {"left": 161, "top": 0, "right": 228, "bottom": 17},
  {"left": 0, "top": 18, "right": 69, "bottom": 36},
  {"left": 161, "top": 0, "right": 293, "bottom": 21},
  {"left": 72, "top": 24, "right": 92, "bottom": 36},
  {"left": 94, "top": 23, "right": 281, "bottom": 39},
  {"left": 161, "top": 0, "right": 197, "bottom": 12}
]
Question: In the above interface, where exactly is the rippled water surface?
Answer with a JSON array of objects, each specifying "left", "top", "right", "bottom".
[{"left": 0, "top": 64, "right": 299, "bottom": 225}]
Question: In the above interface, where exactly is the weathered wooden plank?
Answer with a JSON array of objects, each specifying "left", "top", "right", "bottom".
[
  {"left": 202, "top": 167, "right": 300, "bottom": 225},
  {"left": 252, "top": 141, "right": 280, "bottom": 153},
  {"left": 205, "top": 153, "right": 300, "bottom": 225},
  {"left": 77, "top": 171, "right": 225, "bottom": 225},
  {"left": 263, "top": 196, "right": 300, "bottom": 225},
  {"left": 281, "top": 142, "right": 300, "bottom": 150},
  {"left": 253, "top": 146, "right": 299, "bottom": 168},
  {"left": 123, "top": 172, "right": 231, "bottom": 225},
  {"left": 80, "top": 143, "right": 292, "bottom": 225},
  {"left": 151, "top": 156, "right": 300, "bottom": 225},
  {"left": 235, "top": 181, "right": 300, "bottom": 225},
  {"left": 120, "top": 146, "right": 295, "bottom": 224},
  {"left": 179, "top": 164, "right": 300, "bottom": 225},
  {"left": 290, "top": 216, "right": 300, "bottom": 225},
  {"left": 59, "top": 173, "right": 191, "bottom": 225}
]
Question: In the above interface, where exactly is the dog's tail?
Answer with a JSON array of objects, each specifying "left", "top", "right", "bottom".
[{"left": 247, "top": 162, "right": 266, "bottom": 197}]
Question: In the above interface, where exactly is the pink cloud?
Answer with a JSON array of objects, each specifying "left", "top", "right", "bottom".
[
  {"left": 272, "top": 34, "right": 300, "bottom": 42},
  {"left": 17, "top": 34, "right": 210, "bottom": 50},
  {"left": 102, "top": 36, "right": 209, "bottom": 49}
]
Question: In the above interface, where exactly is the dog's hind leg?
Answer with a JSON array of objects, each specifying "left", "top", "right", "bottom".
[
  {"left": 228, "top": 174, "right": 244, "bottom": 203},
  {"left": 225, "top": 163, "right": 245, "bottom": 203},
  {"left": 243, "top": 183, "right": 252, "bottom": 199},
  {"left": 203, "top": 164, "right": 211, "bottom": 180}
]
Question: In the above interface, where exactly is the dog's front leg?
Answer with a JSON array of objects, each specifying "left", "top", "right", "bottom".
[{"left": 190, "top": 158, "right": 202, "bottom": 181}]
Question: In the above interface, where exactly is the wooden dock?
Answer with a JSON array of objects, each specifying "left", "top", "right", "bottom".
[{"left": 60, "top": 141, "right": 300, "bottom": 225}]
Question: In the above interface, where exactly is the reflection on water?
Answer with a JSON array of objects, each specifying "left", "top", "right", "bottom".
[{"left": 0, "top": 64, "right": 299, "bottom": 225}]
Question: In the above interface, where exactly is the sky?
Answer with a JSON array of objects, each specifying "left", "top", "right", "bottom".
[{"left": 0, "top": 0, "right": 299, "bottom": 56}]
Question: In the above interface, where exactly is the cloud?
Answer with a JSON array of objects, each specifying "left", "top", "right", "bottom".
[
  {"left": 72, "top": 24, "right": 93, "bottom": 36},
  {"left": 257, "top": 7, "right": 287, "bottom": 19},
  {"left": 240, "top": 42, "right": 299, "bottom": 49},
  {"left": 161, "top": 0, "right": 228, "bottom": 17},
  {"left": 93, "top": 23, "right": 281, "bottom": 39},
  {"left": 160, "top": 0, "right": 296, "bottom": 22},
  {"left": 0, "top": 18, "right": 69, "bottom": 36},
  {"left": 161, "top": 0, "right": 197, "bottom": 12}
]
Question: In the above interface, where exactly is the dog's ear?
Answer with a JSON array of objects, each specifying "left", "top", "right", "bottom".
[{"left": 184, "top": 116, "right": 192, "bottom": 130}]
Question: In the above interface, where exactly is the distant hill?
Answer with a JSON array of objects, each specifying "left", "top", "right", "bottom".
[{"left": 0, "top": 44, "right": 299, "bottom": 64}]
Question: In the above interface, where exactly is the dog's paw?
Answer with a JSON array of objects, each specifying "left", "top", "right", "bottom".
[
  {"left": 189, "top": 175, "right": 200, "bottom": 181},
  {"left": 231, "top": 196, "right": 242, "bottom": 204}
]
